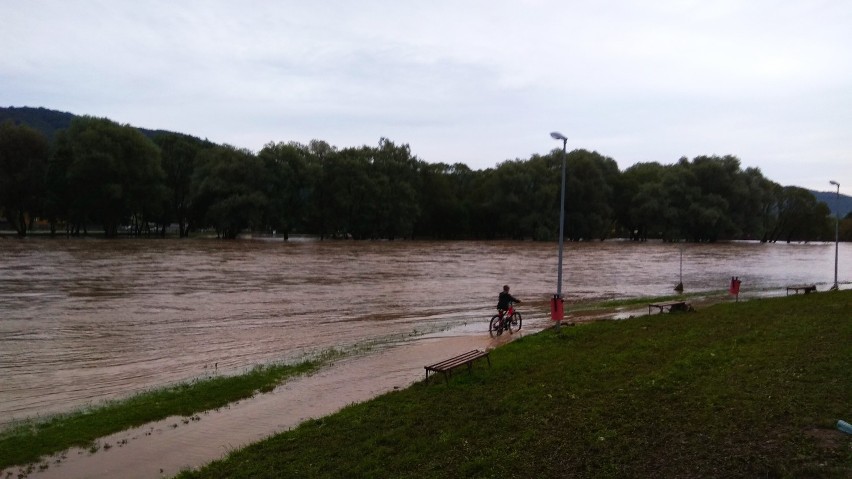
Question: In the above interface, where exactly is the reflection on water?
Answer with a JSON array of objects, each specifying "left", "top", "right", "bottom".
[{"left": 0, "top": 238, "right": 848, "bottom": 425}]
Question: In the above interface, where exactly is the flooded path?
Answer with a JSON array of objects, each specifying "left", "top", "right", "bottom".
[{"left": 18, "top": 327, "right": 537, "bottom": 479}]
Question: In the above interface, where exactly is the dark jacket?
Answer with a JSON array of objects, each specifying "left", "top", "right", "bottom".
[{"left": 497, "top": 291, "right": 519, "bottom": 310}]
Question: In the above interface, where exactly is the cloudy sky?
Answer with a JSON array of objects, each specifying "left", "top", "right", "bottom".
[{"left": 3, "top": 0, "right": 850, "bottom": 192}]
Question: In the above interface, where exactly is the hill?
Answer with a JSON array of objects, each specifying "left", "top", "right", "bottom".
[
  {"left": 0, "top": 106, "right": 76, "bottom": 140},
  {"left": 0, "top": 106, "right": 194, "bottom": 143},
  {"left": 812, "top": 190, "right": 852, "bottom": 220}
]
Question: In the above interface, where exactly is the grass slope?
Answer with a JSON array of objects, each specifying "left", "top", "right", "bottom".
[{"left": 178, "top": 291, "right": 852, "bottom": 478}]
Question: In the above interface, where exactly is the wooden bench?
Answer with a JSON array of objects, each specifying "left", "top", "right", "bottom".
[
  {"left": 648, "top": 301, "right": 689, "bottom": 315},
  {"left": 786, "top": 284, "right": 816, "bottom": 295},
  {"left": 424, "top": 350, "right": 490, "bottom": 383}
]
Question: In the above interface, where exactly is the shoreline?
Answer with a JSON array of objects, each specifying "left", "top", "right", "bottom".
[
  {"left": 5, "top": 318, "right": 544, "bottom": 479},
  {"left": 5, "top": 287, "right": 846, "bottom": 478}
]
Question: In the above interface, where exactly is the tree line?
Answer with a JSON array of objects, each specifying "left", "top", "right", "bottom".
[{"left": 0, "top": 116, "right": 846, "bottom": 242}]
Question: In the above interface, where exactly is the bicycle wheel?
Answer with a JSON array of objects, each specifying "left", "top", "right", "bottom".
[
  {"left": 489, "top": 315, "right": 503, "bottom": 337},
  {"left": 509, "top": 312, "right": 522, "bottom": 333}
]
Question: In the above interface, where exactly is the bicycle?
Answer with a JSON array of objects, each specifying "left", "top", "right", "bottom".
[{"left": 489, "top": 302, "right": 522, "bottom": 336}]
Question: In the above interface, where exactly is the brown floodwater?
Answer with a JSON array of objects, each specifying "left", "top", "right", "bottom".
[{"left": 0, "top": 237, "right": 848, "bottom": 477}]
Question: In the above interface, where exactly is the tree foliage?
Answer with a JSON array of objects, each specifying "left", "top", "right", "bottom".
[
  {"left": 48, "top": 117, "right": 165, "bottom": 236},
  {"left": 0, "top": 121, "right": 49, "bottom": 236},
  {"left": 190, "top": 145, "right": 268, "bottom": 239},
  {"left": 153, "top": 132, "right": 211, "bottom": 237},
  {"left": 0, "top": 118, "right": 839, "bottom": 242}
]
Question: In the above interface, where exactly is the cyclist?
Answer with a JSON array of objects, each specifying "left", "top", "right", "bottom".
[{"left": 496, "top": 285, "right": 521, "bottom": 318}]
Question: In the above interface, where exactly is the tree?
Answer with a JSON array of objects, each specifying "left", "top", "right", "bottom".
[
  {"left": 45, "top": 129, "right": 75, "bottom": 234},
  {"left": 369, "top": 138, "right": 421, "bottom": 240},
  {"left": 0, "top": 121, "right": 49, "bottom": 236},
  {"left": 562, "top": 150, "right": 618, "bottom": 241},
  {"left": 414, "top": 162, "right": 473, "bottom": 239},
  {"left": 327, "top": 146, "right": 379, "bottom": 239},
  {"left": 258, "top": 142, "right": 299, "bottom": 239},
  {"left": 190, "top": 145, "right": 268, "bottom": 239},
  {"left": 619, "top": 155, "right": 785, "bottom": 242},
  {"left": 680, "top": 156, "right": 748, "bottom": 240},
  {"left": 7, "top": 108, "right": 838, "bottom": 244},
  {"left": 739, "top": 167, "right": 777, "bottom": 241},
  {"left": 617, "top": 162, "right": 668, "bottom": 241},
  {"left": 301, "top": 140, "right": 337, "bottom": 238},
  {"left": 839, "top": 216, "right": 852, "bottom": 241},
  {"left": 154, "top": 133, "right": 210, "bottom": 237},
  {"left": 484, "top": 159, "right": 528, "bottom": 239},
  {"left": 768, "top": 186, "right": 832, "bottom": 242},
  {"left": 47, "top": 116, "right": 165, "bottom": 237}
]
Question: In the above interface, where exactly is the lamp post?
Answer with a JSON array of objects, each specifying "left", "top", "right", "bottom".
[
  {"left": 830, "top": 180, "right": 840, "bottom": 291},
  {"left": 550, "top": 131, "right": 567, "bottom": 327}
]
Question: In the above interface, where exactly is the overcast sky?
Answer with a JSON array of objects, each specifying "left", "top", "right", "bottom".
[{"left": 3, "top": 0, "right": 850, "bottom": 192}]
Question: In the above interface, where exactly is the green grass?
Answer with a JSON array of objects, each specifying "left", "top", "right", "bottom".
[
  {"left": 563, "top": 290, "right": 744, "bottom": 317},
  {"left": 0, "top": 355, "right": 335, "bottom": 469},
  {"left": 177, "top": 291, "right": 852, "bottom": 479}
]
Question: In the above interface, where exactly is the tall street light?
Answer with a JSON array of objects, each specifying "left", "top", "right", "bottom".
[
  {"left": 830, "top": 180, "right": 840, "bottom": 291},
  {"left": 550, "top": 131, "right": 567, "bottom": 327}
]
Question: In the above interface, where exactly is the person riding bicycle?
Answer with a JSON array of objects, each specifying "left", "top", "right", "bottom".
[{"left": 496, "top": 285, "right": 521, "bottom": 318}]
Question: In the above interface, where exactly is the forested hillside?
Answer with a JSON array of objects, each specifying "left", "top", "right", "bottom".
[
  {"left": 0, "top": 107, "right": 76, "bottom": 140},
  {"left": 1, "top": 107, "right": 848, "bottom": 242},
  {"left": 811, "top": 190, "right": 852, "bottom": 219},
  {"left": 0, "top": 106, "right": 190, "bottom": 142}
]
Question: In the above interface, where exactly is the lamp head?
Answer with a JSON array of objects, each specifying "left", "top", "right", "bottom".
[
  {"left": 829, "top": 180, "right": 839, "bottom": 187},
  {"left": 550, "top": 132, "right": 567, "bottom": 141}
]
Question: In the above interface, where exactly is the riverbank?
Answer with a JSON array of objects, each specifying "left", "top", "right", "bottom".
[
  {"left": 2, "top": 291, "right": 849, "bottom": 478},
  {"left": 0, "top": 292, "right": 692, "bottom": 470},
  {"left": 2, "top": 328, "right": 530, "bottom": 479},
  {"left": 174, "top": 290, "right": 852, "bottom": 478},
  {"left": 0, "top": 357, "right": 332, "bottom": 470}
]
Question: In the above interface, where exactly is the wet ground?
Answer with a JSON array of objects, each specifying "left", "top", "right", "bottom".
[{"left": 13, "top": 325, "right": 536, "bottom": 479}]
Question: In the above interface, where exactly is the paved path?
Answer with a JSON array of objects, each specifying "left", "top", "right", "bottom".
[{"left": 16, "top": 326, "right": 533, "bottom": 479}]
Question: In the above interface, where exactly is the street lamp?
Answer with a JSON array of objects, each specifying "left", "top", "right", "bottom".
[
  {"left": 830, "top": 180, "right": 840, "bottom": 291},
  {"left": 550, "top": 131, "right": 567, "bottom": 327}
]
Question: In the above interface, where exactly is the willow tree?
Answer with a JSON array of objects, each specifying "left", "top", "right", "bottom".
[
  {"left": 0, "top": 121, "right": 49, "bottom": 236},
  {"left": 190, "top": 144, "right": 268, "bottom": 239},
  {"left": 49, "top": 117, "right": 164, "bottom": 236},
  {"left": 154, "top": 132, "right": 211, "bottom": 237}
]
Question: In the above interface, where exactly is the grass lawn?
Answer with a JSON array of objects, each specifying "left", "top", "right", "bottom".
[{"left": 177, "top": 291, "right": 852, "bottom": 478}]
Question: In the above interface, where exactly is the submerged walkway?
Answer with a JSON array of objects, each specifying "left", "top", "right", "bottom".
[{"left": 17, "top": 327, "right": 532, "bottom": 479}]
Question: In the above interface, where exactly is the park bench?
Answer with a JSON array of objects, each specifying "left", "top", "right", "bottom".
[
  {"left": 424, "top": 349, "right": 490, "bottom": 383},
  {"left": 786, "top": 284, "right": 816, "bottom": 295},
  {"left": 648, "top": 301, "right": 689, "bottom": 315}
]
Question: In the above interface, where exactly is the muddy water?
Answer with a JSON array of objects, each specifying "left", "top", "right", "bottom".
[
  {"left": 24, "top": 332, "right": 521, "bottom": 479},
  {"left": 1, "top": 238, "right": 848, "bottom": 425},
  {"left": 0, "top": 238, "right": 848, "bottom": 476}
]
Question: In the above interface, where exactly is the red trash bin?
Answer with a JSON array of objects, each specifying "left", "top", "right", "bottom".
[{"left": 550, "top": 295, "right": 564, "bottom": 321}]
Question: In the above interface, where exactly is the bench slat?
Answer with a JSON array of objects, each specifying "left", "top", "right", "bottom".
[
  {"left": 786, "top": 284, "right": 816, "bottom": 295},
  {"left": 426, "top": 350, "right": 485, "bottom": 368},
  {"left": 649, "top": 301, "right": 686, "bottom": 308},
  {"left": 424, "top": 350, "right": 490, "bottom": 383},
  {"left": 648, "top": 301, "right": 687, "bottom": 315},
  {"left": 426, "top": 350, "right": 486, "bottom": 371}
]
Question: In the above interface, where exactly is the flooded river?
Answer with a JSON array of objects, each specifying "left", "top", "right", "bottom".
[
  {"left": 1, "top": 238, "right": 848, "bottom": 427},
  {"left": 0, "top": 238, "right": 852, "bottom": 479}
]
